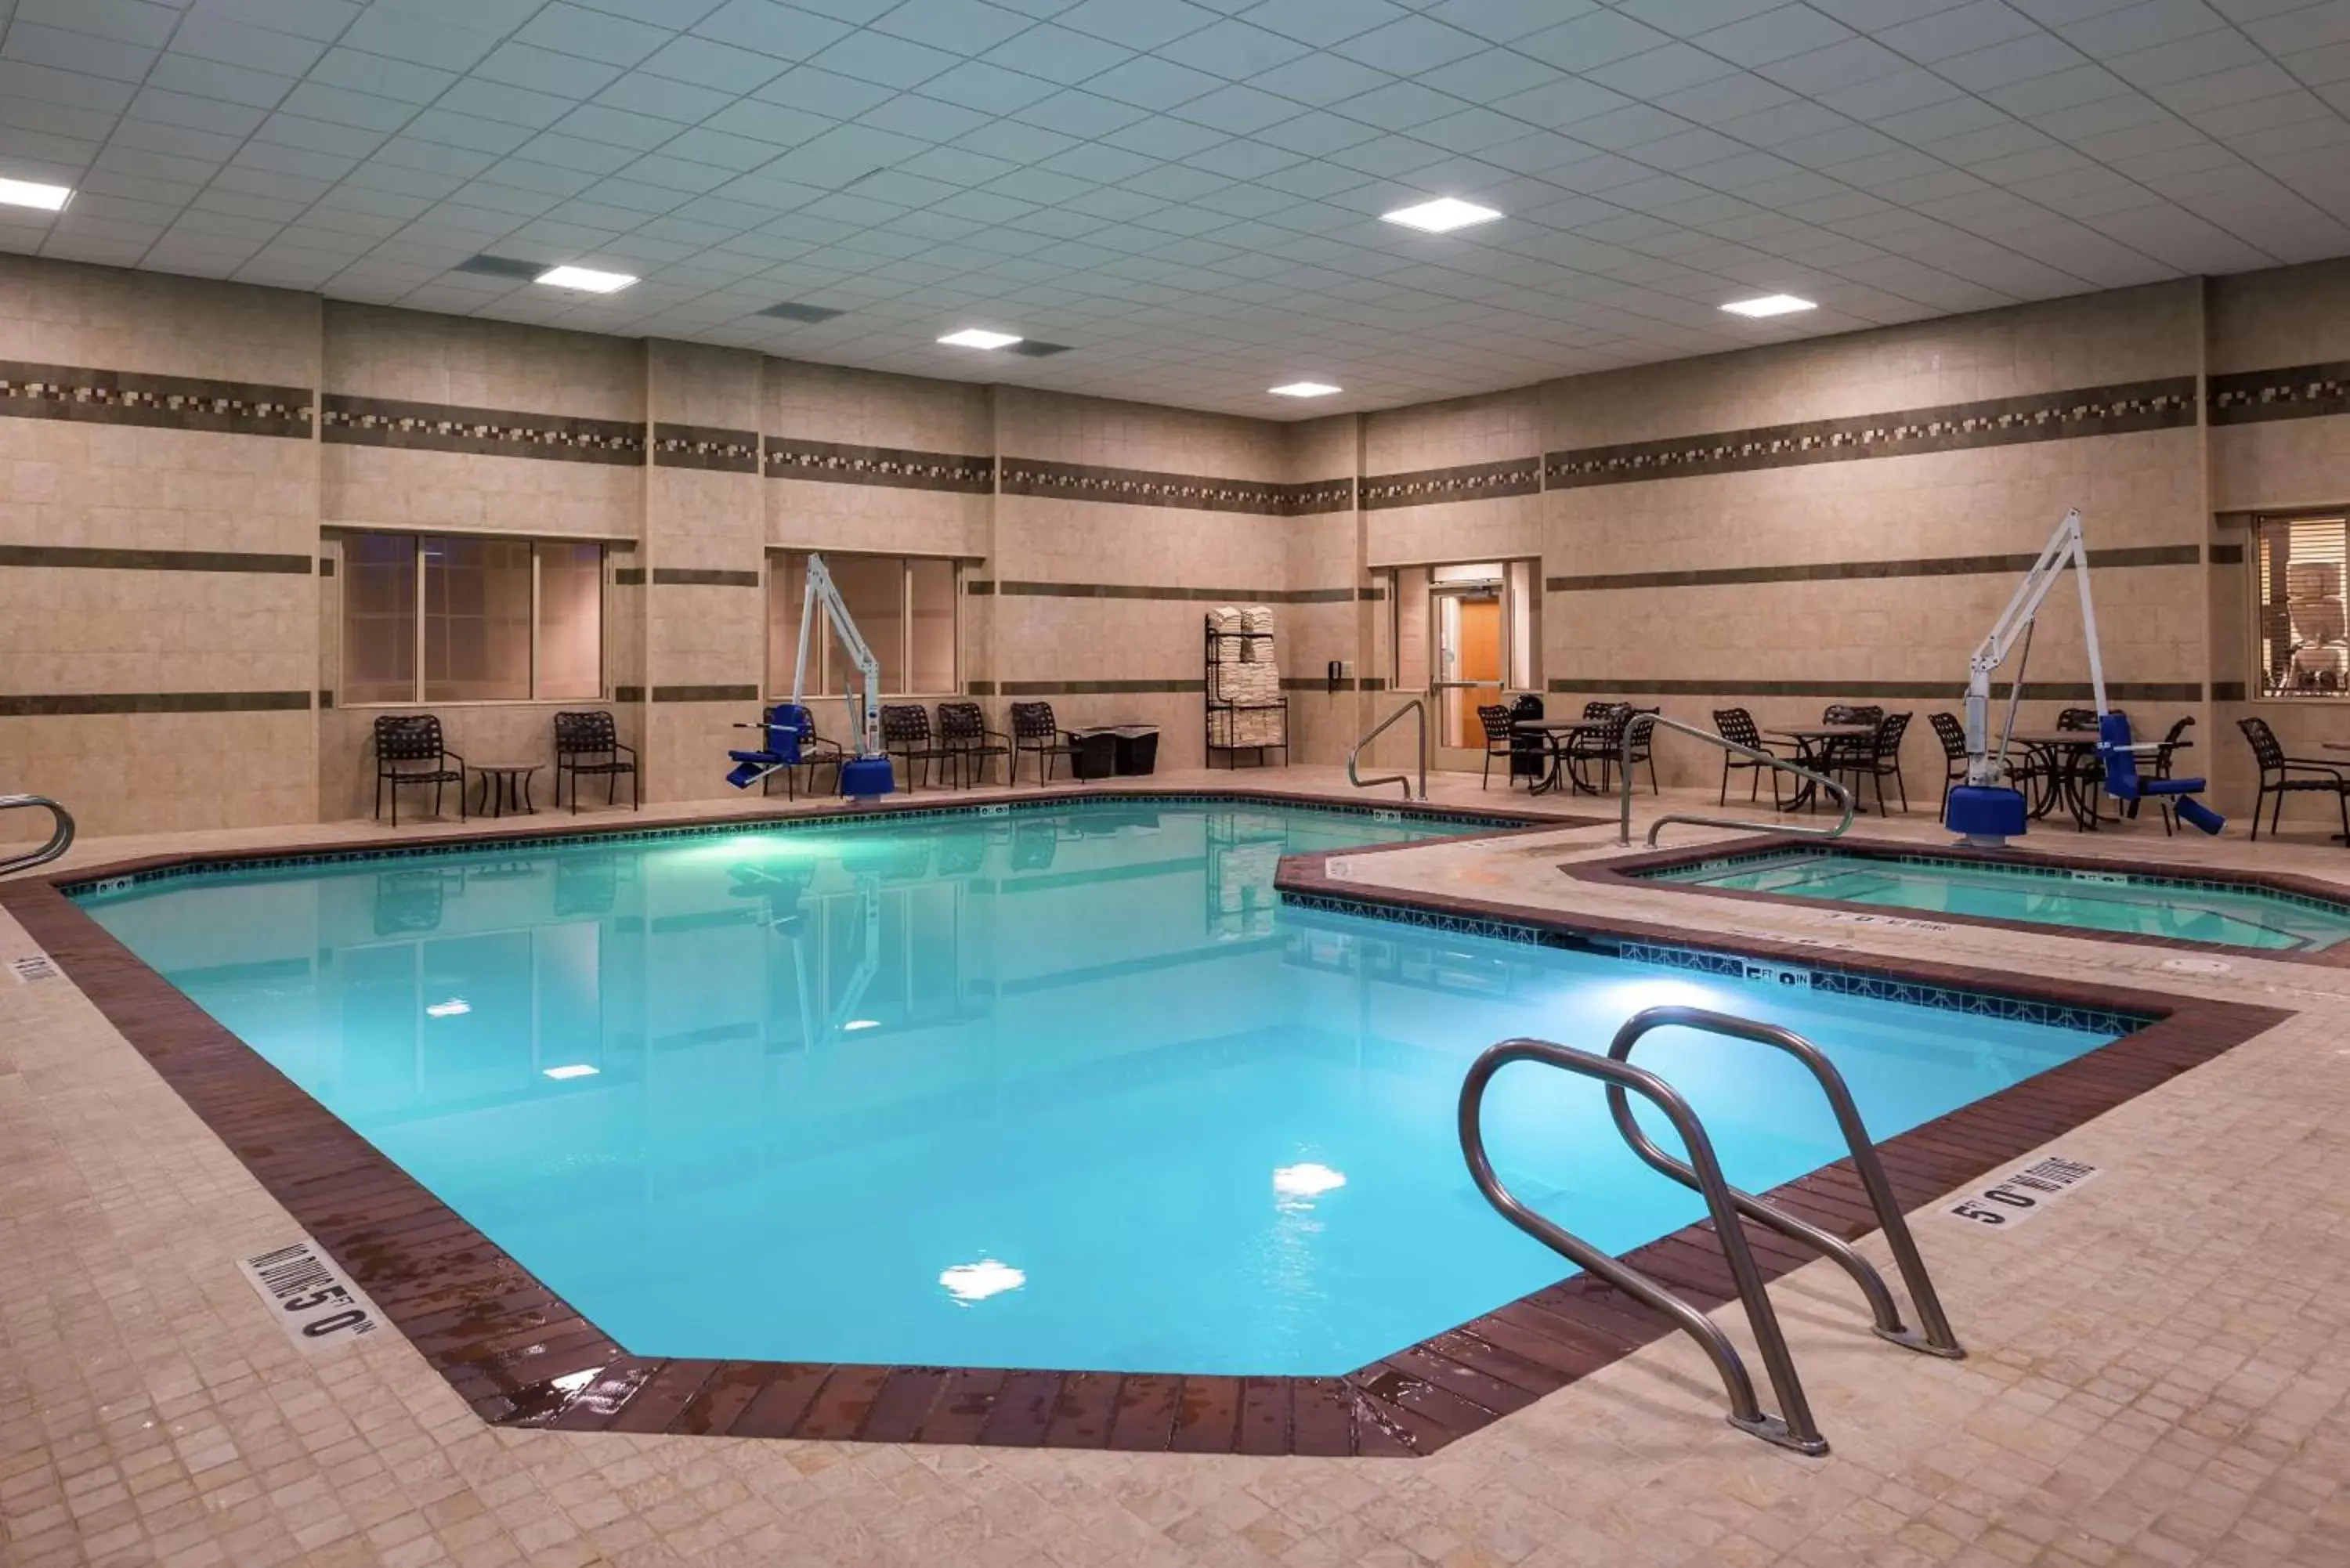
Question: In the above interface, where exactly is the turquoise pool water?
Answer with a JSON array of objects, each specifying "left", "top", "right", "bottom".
[
  {"left": 81, "top": 801, "right": 2119, "bottom": 1376},
  {"left": 1647, "top": 848, "right": 2350, "bottom": 952}
]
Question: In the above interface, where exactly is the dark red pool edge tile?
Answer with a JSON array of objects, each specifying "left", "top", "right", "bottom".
[
  {"left": 0, "top": 800, "right": 2287, "bottom": 1459},
  {"left": 1574, "top": 831, "right": 2350, "bottom": 967}
]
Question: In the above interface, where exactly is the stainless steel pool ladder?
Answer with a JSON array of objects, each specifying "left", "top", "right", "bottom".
[
  {"left": 1618, "top": 712, "right": 1856, "bottom": 847},
  {"left": 0, "top": 795, "right": 74, "bottom": 879},
  {"left": 1457, "top": 1004, "right": 1964, "bottom": 1456},
  {"left": 1347, "top": 697, "right": 1427, "bottom": 800}
]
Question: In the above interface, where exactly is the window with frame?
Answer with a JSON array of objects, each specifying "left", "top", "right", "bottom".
[
  {"left": 768, "top": 551, "right": 958, "bottom": 697},
  {"left": 339, "top": 533, "right": 606, "bottom": 704},
  {"left": 2254, "top": 512, "right": 2350, "bottom": 699}
]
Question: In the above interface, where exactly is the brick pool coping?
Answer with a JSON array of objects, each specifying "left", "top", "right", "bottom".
[
  {"left": 0, "top": 795, "right": 2287, "bottom": 1458},
  {"left": 1573, "top": 833, "right": 2350, "bottom": 967}
]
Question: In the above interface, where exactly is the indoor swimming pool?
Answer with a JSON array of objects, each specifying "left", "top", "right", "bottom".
[
  {"left": 1639, "top": 845, "right": 2350, "bottom": 952},
  {"left": 78, "top": 800, "right": 2124, "bottom": 1377}
]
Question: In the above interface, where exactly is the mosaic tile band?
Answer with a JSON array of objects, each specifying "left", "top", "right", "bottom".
[
  {"left": 322, "top": 394, "right": 642, "bottom": 466},
  {"left": 2209, "top": 359, "right": 2350, "bottom": 425},
  {"left": 1361, "top": 457, "right": 1542, "bottom": 510},
  {"left": 764, "top": 435, "right": 993, "bottom": 493},
  {"left": 653, "top": 422, "right": 757, "bottom": 473},
  {"left": 0, "top": 358, "right": 312, "bottom": 439},
  {"left": 1000, "top": 457, "right": 1352, "bottom": 516},
  {"left": 1546, "top": 377, "right": 2199, "bottom": 488}
]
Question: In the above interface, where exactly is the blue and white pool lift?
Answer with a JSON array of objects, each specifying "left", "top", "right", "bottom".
[
  {"left": 1947, "top": 507, "right": 2222, "bottom": 846},
  {"left": 725, "top": 551, "right": 896, "bottom": 800}
]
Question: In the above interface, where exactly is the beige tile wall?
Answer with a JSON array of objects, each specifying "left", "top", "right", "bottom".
[{"left": 12, "top": 253, "right": 2350, "bottom": 831}]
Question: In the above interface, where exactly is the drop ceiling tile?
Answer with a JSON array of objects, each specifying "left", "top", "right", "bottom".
[
  {"left": 1515, "top": 10, "right": 1676, "bottom": 70},
  {"left": 2109, "top": 28, "right": 2266, "bottom": 85},
  {"left": 1756, "top": 36, "right": 1914, "bottom": 94},
  {"left": 1085, "top": 55, "right": 1224, "bottom": 110},
  {"left": 171, "top": 15, "right": 331, "bottom": 79},
  {"left": 339, "top": 9, "right": 506, "bottom": 73},
  {"left": 1589, "top": 42, "right": 1744, "bottom": 96},
  {"left": 692, "top": 0, "right": 859, "bottom": 61},
  {"left": 435, "top": 78, "right": 577, "bottom": 132},
  {"left": 1011, "top": 87, "right": 1152, "bottom": 136}
]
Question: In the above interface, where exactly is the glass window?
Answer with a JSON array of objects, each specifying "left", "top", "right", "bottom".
[
  {"left": 343, "top": 533, "right": 417, "bottom": 706},
  {"left": 338, "top": 533, "right": 604, "bottom": 703},
  {"left": 768, "top": 551, "right": 959, "bottom": 697},
  {"left": 2255, "top": 514, "right": 2350, "bottom": 699}
]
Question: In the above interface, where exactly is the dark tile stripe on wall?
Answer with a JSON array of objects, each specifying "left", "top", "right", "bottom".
[
  {"left": 0, "top": 691, "right": 313, "bottom": 716},
  {"left": 323, "top": 393, "right": 643, "bottom": 465},
  {"left": 1281, "top": 676, "right": 1388, "bottom": 691},
  {"left": 1546, "top": 377, "right": 2199, "bottom": 489},
  {"left": 613, "top": 567, "right": 646, "bottom": 585},
  {"left": 765, "top": 435, "right": 992, "bottom": 493},
  {"left": 653, "top": 423, "right": 757, "bottom": 473},
  {"left": 613, "top": 685, "right": 645, "bottom": 702},
  {"left": 966, "top": 679, "right": 1206, "bottom": 696},
  {"left": 2211, "top": 543, "right": 2244, "bottom": 564},
  {"left": 1546, "top": 544, "right": 2201, "bottom": 592},
  {"left": 1361, "top": 457, "right": 1541, "bottom": 510},
  {"left": 1547, "top": 677, "right": 2207, "bottom": 702},
  {"left": 1000, "top": 457, "right": 1351, "bottom": 516},
  {"left": 971, "top": 580, "right": 1362, "bottom": 603},
  {"left": 0, "top": 545, "right": 316, "bottom": 574},
  {"left": 650, "top": 568, "right": 761, "bottom": 587},
  {"left": 650, "top": 685, "right": 760, "bottom": 702},
  {"left": 0, "top": 359, "right": 313, "bottom": 438},
  {"left": 2210, "top": 359, "right": 2350, "bottom": 425}
]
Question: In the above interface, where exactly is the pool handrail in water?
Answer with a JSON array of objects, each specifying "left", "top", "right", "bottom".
[
  {"left": 1618, "top": 713, "right": 1854, "bottom": 847},
  {"left": 1458, "top": 1033, "right": 1831, "bottom": 1456},
  {"left": 1605, "top": 1006, "right": 1964, "bottom": 1360}
]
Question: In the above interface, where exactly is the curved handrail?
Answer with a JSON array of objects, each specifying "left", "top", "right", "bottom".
[
  {"left": 1459, "top": 1037, "right": 1829, "bottom": 1454},
  {"left": 0, "top": 795, "right": 74, "bottom": 880},
  {"left": 1604, "top": 1006, "right": 1963, "bottom": 1359},
  {"left": 1618, "top": 712, "right": 1855, "bottom": 847},
  {"left": 1347, "top": 697, "right": 1426, "bottom": 800}
]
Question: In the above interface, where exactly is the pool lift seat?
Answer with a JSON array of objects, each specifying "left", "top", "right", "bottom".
[
  {"left": 1947, "top": 508, "right": 2222, "bottom": 845},
  {"left": 727, "top": 551, "right": 895, "bottom": 801},
  {"left": 1459, "top": 1005, "right": 1966, "bottom": 1456}
]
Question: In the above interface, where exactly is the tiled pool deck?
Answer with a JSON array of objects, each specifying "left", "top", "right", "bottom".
[{"left": 5, "top": 771, "right": 2350, "bottom": 1566}]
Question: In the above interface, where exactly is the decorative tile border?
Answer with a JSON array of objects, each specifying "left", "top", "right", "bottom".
[
  {"left": 7, "top": 789, "right": 2279, "bottom": 1459},
  {"left": 765, "top": 435, "right": 992, "bottom": 493},
  {"left": 1546, "top": 678, "right": 2208, "bottom": 703},
  {"left": 0, "top": 690, "right": 313, "bottom": 717},
  {"left": 650, "top": 684, "right": 759, "bottom": 703},
  {"left": 977, "top": 678, "right": 1207, "bottom": 696},
  {"left": 0, "top": 545, "right": 315, "bottom": 575},
  {"left": 1000, "top": 457, "right": 1350, "bottom": 516},
  {"left": 0, "top": 358, "right": 312, "bottom": 438},
  {"left": 2209, "top": 359, "right": 2350, "bottom": 425},
  {"left": 1361, "top": 457, "right": 1541, "bottom": 510},
  {"left": 1546, "top": 544, "right": 2203, "bottom": 594},
  {"left": 653, "top": 422, "right": 757, "bottom": 473},
  {"left": 322, "top": 394, "right": 643, "bottom": 466},
  {"left": 1546, "top": 378, "right": 2198, "bottom": 489},
  {"left": 1592, "top": 835, "right": 2350, "bottom": 969}
]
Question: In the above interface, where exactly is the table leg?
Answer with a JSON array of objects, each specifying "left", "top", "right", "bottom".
[
  {"left": 475, "top": 772, "right": 490, "bottom": 818},
  {"left": 522, "top": 771, "right": 536, "bottom": 814}
]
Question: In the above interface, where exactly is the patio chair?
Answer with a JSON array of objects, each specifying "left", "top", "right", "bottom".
[
  {"left": 552, "top": 710, "right": 638, "bottom": 814},
  {"left": 1818, "top": 703, "right": 1883, "bottom": 774},
  {"left": 2119, "top": 717, "right": 2196, "bottom": 829},
  {"left": 754, "top": 710, "right": 844, "bottom": 802},
  {"left": 373, "top": 714, "right": 465, "bottom": 826},
  {"left": 1567, "top": 702, "right": 1629, "bottom": 793},
  {"left": 937, "top": 700, "right": 1010, "bottom": 788},
  {"left": 1476, "top": 703, "right": 1519, "bottom": 791},
  {"left": 2239, "top": 717, "right": 2350, "bottom": 841},
  {"left": 1842, "top": 711, "right": 1911, "bottom": 815},
  {"left": 2100, "top": 714, "right": 2221, "bottom": 836},
  {"left": 1010, "top": 701, "right": 1078, "bottom": 784},
  {"left": 880, "top": 703, "right": 949, "bottom": 793},
  {"left": 1712, "top": 707, "right": 1785, "bottom": 807},
  {"left": 1929, "top": 710, "right": 2045, "bottom": 822}
]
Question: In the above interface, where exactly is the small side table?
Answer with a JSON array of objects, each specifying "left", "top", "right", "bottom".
[{"left": 472, "top": 763, "right": 542, "bottom": 818}]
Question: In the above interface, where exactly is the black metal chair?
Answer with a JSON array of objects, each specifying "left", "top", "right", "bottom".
[
  {"left": 372, "top": 714, "right": 465, "bottom": 826},
  {"left": 2114, "top": 717, "right": 2196, "bottom": 833},
  {"left": 759, "top": 721, "right": 843, "bottom": 802},
  {"left": 2239, "top": 717, "right": 2350, "bottom": 841},
  {"left": 1929, "top": 712, "right": 1971, "bottom": 820},
  {"left": 1817, "top": 703, "right": 1883, "bottom": 775},
  {"left": 937, "top": 700, "right": 1010, "bottom": 788},
  {"left": 1712, "top": 707, "right": 1784, "bottom": 807},
  {"left": 1476, "top": 703, "right": 1518, "bottom": 791},
  {"left": 1841, "top": 711, "right": 1911, "bottom": 815},
  {"left": 880, "top": 703, "right": 949, "bottom": 792},
  {"left": 1010, "top": 701, "right": 1078, "bottom": 784},
  {"left": 552, "top": 710, "right": 638, "bottom": 814},
  {"left": 1565, "top": 702, "right": 1625, "bottom": 793}
]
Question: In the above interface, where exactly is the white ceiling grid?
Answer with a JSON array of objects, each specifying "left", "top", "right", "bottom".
[{"left": 1, "top": 0, "right": 2348, "bottom": 414}]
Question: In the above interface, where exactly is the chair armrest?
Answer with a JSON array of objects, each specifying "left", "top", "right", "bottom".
[
  {"left": 442, "top": 747, "right": 468, "bottom": 769},
  {"left": 2281, "top": 756, "right": 2348, "bottom": 773},
  {"left": 613, "top": 740, "right": 637, "bottom": 760}
]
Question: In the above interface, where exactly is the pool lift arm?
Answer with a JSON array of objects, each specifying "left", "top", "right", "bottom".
[
  {"left": 1947, "top": 508, "right": 2221, "bottom": 844},
  {"left": 725, "top": 551, "right": 895, "bottom": 800}
]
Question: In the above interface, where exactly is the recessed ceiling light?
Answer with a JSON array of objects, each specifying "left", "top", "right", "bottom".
[
  {"left": 1381, "top": 197, "right": 1501, "bottom": 233},
  {"left": 542, "top": 1064, "right": 599, "bottom": 1080},
  {"left": 0, "top": 177, "right": 71, "bottom": 212},
  {"left": 1722, "top": 294, "right": 1817, "bottom": 318},
  {"left": 938, "top": 328, "right": 1022, "bottom": 349},
  {"left": 1269, "top": 381, "right": 1341, "bottom": 398},
  {"left": 534, "top": 264, "right": 636, "bottom": 294}
]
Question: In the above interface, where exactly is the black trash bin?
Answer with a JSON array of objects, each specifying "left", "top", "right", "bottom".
[
  {"left": 1068, "top": 730, "right": 1118, "bottom": 780},
  {"left": 1508, "top": 694, "right": 1547, "bottom": 782},
  {"left": 1108, "top": 725, "right": 1159, "bottom": 775}
]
